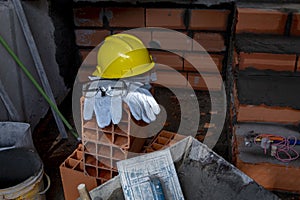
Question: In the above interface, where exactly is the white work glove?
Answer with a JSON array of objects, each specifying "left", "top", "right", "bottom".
[
  {"left": 83, "top": 77, "right": 123, "bottom": 128},
  {"left": 123, "top": 82, "right": 160, "bottom": 123},
  {"left": 83, "top": 73, "right": 160, "bottom": 127}
]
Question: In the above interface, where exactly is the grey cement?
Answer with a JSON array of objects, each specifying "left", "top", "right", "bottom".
[
  {"left": 235, "top": 122, "right": 300, "bottom": 166},
  {"left": 237, "top": 71, "right": 300, "bottom": 109},
  {"left": 0, "top": 0, "right": 67, "bottom": 129},
  {"left": 236, "top": 34, "right": 300, "bottom": 54},
  {"left": 88, "top": 137, "right": 278, "bottom": 200},
  {"left": 0, "top": 122, "right": 34, "bottom": 150},
  {"left": 0, "top": 148, "right": 42, "bottom": 189}
]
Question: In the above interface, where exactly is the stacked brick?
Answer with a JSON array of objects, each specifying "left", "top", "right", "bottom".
[
  {"left": 232, "top": 6, "right": 300, "bottom": 193},
  {"left": 144, "top": 130, "right": 186, "bottom": 153},
  {"left": 80, "top": 97, "right": 131, "bottom": 184},
  {"left": 233, "top": 7, "right": 300, "bottom": 124},
  {"left": 60, "top": 144, "right": 98, "bottom": 200},
  {"left": 73, "top": 6, "right": 232, "bottom": 91}
]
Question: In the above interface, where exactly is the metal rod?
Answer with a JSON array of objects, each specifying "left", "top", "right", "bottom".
[
  {"left": 0, "top": 78, "right": 21, "bottom": 121},
  {"left": 0, "top": 35, "right": 79, "bottom": 139},
  {"left": 11, "top": 0, "right": 68, "bottom": 138}
]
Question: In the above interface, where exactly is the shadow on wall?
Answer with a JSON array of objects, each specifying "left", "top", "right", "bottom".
[{"left": 49, "top": 0, "right": 81, "bottom": 88}]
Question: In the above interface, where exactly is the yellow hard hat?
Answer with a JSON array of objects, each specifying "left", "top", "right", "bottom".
[{"left": 93, "top": 33, "right": 155, "bottom": 79}]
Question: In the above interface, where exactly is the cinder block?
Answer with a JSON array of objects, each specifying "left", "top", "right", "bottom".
[
  {"left": 154, "top": 71, "right": 187, "bottom": 88},
  {"left": 75, "top": 29, "right": 110, "bottom": 46},
  {"left": 291, "top": 13, "right": 300, "bottom": 36},
  {"left": 105, "top": 8, "right": 145, "bottom": 27},
  {"left": 146, "top": 8, "right": 185, "bottom": 29},
  {"left": 193, "top": 32, "right": 225, "bottom": 52},
  {"left": 183, "top": 53, "right": 223, "bottom": 73},
  {"left": 237, "top": 105, "right": 300, "bottom": 124},
  {"left": 152, "top": 31, "right": 192, "bottom": 51},
  {"left": 150, "top": 51, "right": 183, "bottom": 71},
  {"left": 189, "top": 9, "right": 230, "bottom": 31},
  {"left": 187, "top": 73, "right": 223, "bottom": 91},
  {"left": 239, "top": 52, "right": 296, "bottom": 72},
  {"left": 236, "top": 8, "right": 288, "bottom": 34},
  {"left": 73, "top": 7, "right": 103, "bottom": 27}
]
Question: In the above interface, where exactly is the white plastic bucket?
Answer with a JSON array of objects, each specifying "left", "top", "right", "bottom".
[
  {"left": 0, "top": 122, "right": 49, "bottom": 199},
  {"left": 0, "top": 148, "right": 50, "bottom": 200}
]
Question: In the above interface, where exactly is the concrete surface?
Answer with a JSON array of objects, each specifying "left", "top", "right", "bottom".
[
  {"left": 88, "top": 137, "right": 278, "bottom": 200},
  {"left": 236, "top": 34, "right": 300, "bottom": 54},
  {"left": 237, "top": 71, "right": 300, "bottom": 109},
  {"left": 0, "top": 0, "right": 67, "bottom": 129}
]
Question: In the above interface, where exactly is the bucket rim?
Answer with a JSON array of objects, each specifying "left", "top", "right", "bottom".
[{"left": 0, "top": 165, "right": 44, "bottom": 198}]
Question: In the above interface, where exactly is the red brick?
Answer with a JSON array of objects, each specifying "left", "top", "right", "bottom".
[
  {"left": 152, "top": 31, "right": 192, "bottom": 51},
  {"left": 150, "top": 51, "right": 183, "bottom": 71},
  {"left": 74, "top": 7, "right": 103, "bottom": 27},
  {"left": 118, "top": 30, "right": 152, "bottom": 47},
  {"left": 154, "top": 71, "right": 187, "bottom": 88},
  {"left": 75, "top": 30, "right": 110, "bottom": 46},
  {"left": 79, "top": 49, "right": 96, "bottom": 62},
  {"left": 236, "top": 160, "right": 300, "bottom": 193},
  {"left": 105, "top": 8, "right": 145, "bottom": 27},
  {"left": 78, "top": 49, "right": 98, "bottom": 82},
  {"left": 193, "top": 32, "right": 225, "bottom": 52},
  {"left": 239, "top": 52, "right": 296, "bottom": 72},
  {"left": 187, "top": 73, "right": 222, "bottom": 91},
  {"left": 290, "top": 13, "right": 300, "bottom": 36},
  {"left": 236, "top": 8, "right": 288, "bottom": 34},
  {"left": 190, "top": 9, "right": 230, "bottom": 31},
  {"left": 183, "top": 53, "right": 223, "bottom": 73},
  {"left": 146, "top": 9, "right": 185, "bottom": 29},
  {"left": 237, "top": 105, "right": 300, "bottom": 124}
]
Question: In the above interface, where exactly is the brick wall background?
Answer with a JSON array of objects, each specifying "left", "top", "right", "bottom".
[
  {"left": 74, "top": 5, "right": 231, "bottom": 91},
  {"left": 234, "top": 5, "right": 300, "bottom": 125},
  {"left": 72, "top": 1, "right": 300, "bottom": 160}
]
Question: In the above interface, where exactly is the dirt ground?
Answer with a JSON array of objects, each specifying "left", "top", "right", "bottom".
[{"left": 33, "top": 89, "right": 299, "bottom": 199}]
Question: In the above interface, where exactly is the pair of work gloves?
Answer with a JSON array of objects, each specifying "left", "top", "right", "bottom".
[{"left": 83, "top": 77, "right": 161, "bottom": 128}]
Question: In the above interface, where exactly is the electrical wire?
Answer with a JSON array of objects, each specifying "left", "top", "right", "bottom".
[{"left": 254, "top": 134, "right": 299, "bottom": 162}]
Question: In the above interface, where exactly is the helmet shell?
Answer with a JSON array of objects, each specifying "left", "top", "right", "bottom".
[{"left": 93, "top": 33, "right": 155, "bottom": 79}]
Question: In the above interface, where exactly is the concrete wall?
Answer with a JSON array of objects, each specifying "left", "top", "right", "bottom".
[{"left": 0, "top": 0, "right": 68, "bottom": 129}]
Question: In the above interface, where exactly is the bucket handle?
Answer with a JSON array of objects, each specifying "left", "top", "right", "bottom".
[{"left": 39, "top": 173, "right": 51, "bottom": 195}]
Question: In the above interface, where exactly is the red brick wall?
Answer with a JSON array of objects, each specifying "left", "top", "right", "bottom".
[
  {"left": 74, "top": 6, "right": 230, "bottom": 91},
  {"left": 234, "top": 6, "right": 300, "bottom": 124}
]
